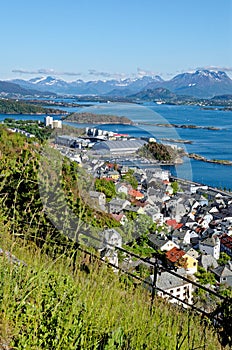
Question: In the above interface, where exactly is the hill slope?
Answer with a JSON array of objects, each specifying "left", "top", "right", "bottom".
[
  {"left": 0, "top": 229, "right": 226, "bottom": 350},
  {"left": 0, "top": 126, "right": 230, "bottom": 349},
  {"left": 0, "top": 80, "right": 55, "bottom": 97},
  {"left": 0, "top": 98, "right": 61, "bottom": 114}
]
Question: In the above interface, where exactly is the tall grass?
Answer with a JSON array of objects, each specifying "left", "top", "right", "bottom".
[{"left": 0, "top": 232, "right": 226, "bottom": 349}]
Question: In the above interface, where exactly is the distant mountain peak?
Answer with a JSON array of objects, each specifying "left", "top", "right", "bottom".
[
  {"left": 29, "top": 76, "right": 63, "bottom": 86},
  {"left": 7, "top": 69, "right": 232, "bottom": 98},
  {"left": 194, "top": 69, "right": 228, "bottom": 79},
  {"left": 29, "top": 76, "right": 48, "bottom": 84}
]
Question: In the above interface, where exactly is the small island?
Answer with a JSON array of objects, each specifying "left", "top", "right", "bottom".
[
  {"left": 137, "top": 122, "right": 220, "bottom": 131},
  {"left": 138, "top": 141, "right": 184, "bottom": 164},
  {"left": 187, "top": 153, "right": 232, "bottom": 166},
  {"left": 63, "top": 112, "right": 134, "bottom": 125},
  {"left": 160, "top": 137, "right": 193, "bottom": 144}
]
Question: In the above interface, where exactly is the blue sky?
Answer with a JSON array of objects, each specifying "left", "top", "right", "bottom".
[{"left": 1, "top": 0, "right": 232, "bottom": 81}]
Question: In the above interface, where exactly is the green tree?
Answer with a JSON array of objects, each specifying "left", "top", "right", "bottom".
[
  {"left": 171, "top": 181, "right": 179, "bottom": 194},
  {"left": 122, "top": 169, "right": 138, "bottom": 189},
  {"left": 135, "top": 214, "right": 153, "bottom": 235},
  {"left": 195, "top": 266, "right": 216, "bottom": 285},
  {"left": 218, "top": 252, "right": 231, "bottom": 266},
  {"left": 95, "top": 178, "right": 116, "bottom": 200}
]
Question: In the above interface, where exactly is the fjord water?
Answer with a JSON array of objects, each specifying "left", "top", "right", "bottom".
[
  {"left": 67, "top": 102, "right": 232, "bottom": 190},
  {"left": 1, "top": 102, "right": 231, "bottom": 190}
]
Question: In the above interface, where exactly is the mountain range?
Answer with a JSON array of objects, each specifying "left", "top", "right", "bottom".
[
  {"left": 0, "top": 80, "right": 56, "bottom": 97},
  {"left": 1, "top": 69, "right": 232, "bottom": 99},
  {"left": 10, "top": 75, "right": 163, "bottom": 96}
]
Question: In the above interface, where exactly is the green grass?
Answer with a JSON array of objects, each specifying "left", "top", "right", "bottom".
[{"left": 0, "top": 231, "right": 227, "bottom": 350}]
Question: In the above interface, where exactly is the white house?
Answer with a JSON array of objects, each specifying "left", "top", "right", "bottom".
[
  {"left": 199, "top": 213, "right": 213, "bottom": 229},
  {"left": 101, "top": 228, "right": 122, "bottom": 249},
  {"left": 116, "top": 183, "right": 130, "bottom": 195},
  {"left": 144, "top": 206, "right": 164, "bottom": 225},
  {"left": 148, "top": 234, "right": 179, "bottom": 252},
  {"left": 99, "top": 229, "right": 122, "bottom": 269},
  {"left": 199, "top": 236, "right": 220, "bottom": 260},
  {"left": 108, "top": 199, "right": 130, "bottom": 214},
  {"left": 146, "top": 169, "right": 170, "bottom": 182},
  {"left": 89, "top": 191, "right": 106, "bottom": 208},
  {"left": 146, "top": 269, "right": 193, "bottom": 308}
]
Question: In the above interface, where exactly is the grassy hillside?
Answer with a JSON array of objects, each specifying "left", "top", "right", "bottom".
[
  {"left": 0, "top": 125, "right": 229, "bottom": 349},
  {"left": 0, "top": 229, "right": 225, "bottom": 350}
]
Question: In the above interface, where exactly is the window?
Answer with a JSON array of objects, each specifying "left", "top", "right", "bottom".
[
  {"left": 170, "top": 290, "right": 173, "bottom": 294},
  {"left": 193, "top": 262, "right": 196, "bottom": 266},
  {"left": 177, "top": 288, "right": 180, "bottom": 292}
]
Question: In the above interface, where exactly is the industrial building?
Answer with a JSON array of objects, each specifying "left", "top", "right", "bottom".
[
  {"left": 92, "top": 139, "right": 147, "bottom": 155},
  {"left": 55, "top": 135, "right": 82, "bottom": 147}
]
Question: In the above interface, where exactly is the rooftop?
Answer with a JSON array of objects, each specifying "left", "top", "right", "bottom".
[{"left": 166, "top": 247, "right": 186, "bottom": 263}]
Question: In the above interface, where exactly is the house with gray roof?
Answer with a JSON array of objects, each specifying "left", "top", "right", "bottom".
[
  {"left": 183, "top": 247, "right": 199, "bottom": 260},
  {"left": 144, "top": 206, "right": 164, "bottom": 224},
  {"left": 100, "top": 228, "right": 122, "bottom": 249},
  {"left": 194, "top": 194, "right": 208, "bottom": 207},
  {"left": 165, "top": 198, "right": 188, "bottom": 222},
  {"left": 212, "top": 265, "right": 232, "bottom": 287},
  {"left": 108, "top": 198, "right": 130, "bottom": 214},
  {"left": 199, "top": 236, "right": 220, "bottom": 260},
  {"left": 145, "top": 268, "right": 193, "bottom": 307},
  {"left": 99, "top": 229, "right": 122, "bottom": 269},
  {"left": 89, "top": 190, "right": 106, "bottom": 210},
  {"left": 198, "top": 254, "right": 218, "bottom": 271},
  {"left": 116, "top": 183, "right": 131, "bottom": 195},
  {"left": 172, "top": 229, "right": 191, "bottom": 246},
  {"left": 147, "top": 234, "right": 179, "bottom": 252}
]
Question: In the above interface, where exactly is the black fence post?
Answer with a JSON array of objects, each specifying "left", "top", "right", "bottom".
[{"left": 150, "top": 257, "right": 159, "bottom": 315}]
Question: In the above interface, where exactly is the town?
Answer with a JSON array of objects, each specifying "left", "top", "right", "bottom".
[
  {"left": 50, "top": 122, "right": 232, "bottom": 311},
  {"left": 4, "top": 116, "right": 232, "bottom": 310}
]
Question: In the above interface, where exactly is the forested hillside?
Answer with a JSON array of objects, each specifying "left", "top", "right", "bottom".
[{"left": 0, "top": 98, "right": 61, "bottom": 114}]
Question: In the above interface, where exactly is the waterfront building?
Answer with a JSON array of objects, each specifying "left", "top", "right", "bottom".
[
  {"left": 55, "top": 135, "right": 83, "bottom": 148},
  {"left": 52, "top": 120, "right": 62, "bottom": 128},
  {"left": 44, "top": 115, "right": 53, "bottom": 127},
  {"left": 92, "top": 140, "right": 147, "bottom": 155}
]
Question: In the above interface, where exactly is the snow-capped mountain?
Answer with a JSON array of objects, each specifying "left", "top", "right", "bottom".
[
  {"left": 9, "top": 70, "right": 232, "bottom": 98},
  {"left": 10, "top": 75, "right": 164, "bottom": 96},
  {"left": 144, "top": 70, "right": 232, "bottom": 98},
  {"left": 0, "top": 80, "right": 55, "bottom": 97},
  {"left": 12, "top": 76, "right": 73, "bottom": 92}
]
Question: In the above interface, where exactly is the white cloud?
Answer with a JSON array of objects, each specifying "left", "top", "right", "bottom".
[
  {"left": 193, "top": 66, "right": 232, "bottom": 73},
  {"left": 88, "top": 69, "right": 126, "bottom": 79},
  {"left": 12, "top": 68, "right": 82, "bottom": 77},
  {"left": 137, "top": 67, "right": 158, "bottom": 77}
]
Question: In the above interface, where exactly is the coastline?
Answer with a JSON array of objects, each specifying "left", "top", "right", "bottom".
[
  {"left": 63, "top": 112, "right": 134, "bottom": 125},
  {"left": 65, "top": 120, "right": 133, "bottom": 125},
  {"left": 186, "top": 153, "right": 232, "bottom": 166},
  {"left": 137, "top": 122, "right": 220, "bottom": 131}
]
